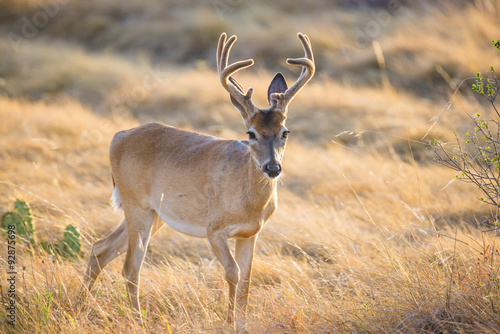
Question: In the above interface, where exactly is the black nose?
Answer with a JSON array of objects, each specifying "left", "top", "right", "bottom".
[{"left": 265, "top": 163, "right": 281, "bottom": 177}]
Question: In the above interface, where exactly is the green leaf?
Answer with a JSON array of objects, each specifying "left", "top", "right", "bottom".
[
  {"left": 473, "top": 72, "right": 484, "bottom": 94},
  {"left": 1, "top": 212, "right": 22, "bottom": 233},
  {"left": 2, "top": 199, "right": 36, "bottom": 244},
  {"left": 63, "top": 224, "right": 81, "bottom": 258},
  {"left": 14, "top": 199, "right": 32, "bottom": 223}
]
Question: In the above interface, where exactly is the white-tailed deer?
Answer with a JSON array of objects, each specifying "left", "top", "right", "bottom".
[{"left": 81, "top": 32, "right": 314, "bottom": 326}]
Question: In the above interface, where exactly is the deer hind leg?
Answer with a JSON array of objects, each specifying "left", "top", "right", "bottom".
[
  {"left": 207, "top": 228, "right": 240, "bottom": 326},
  {"left": 79, "top": 209, "right": 164, "bottom": 307},
  {"left": 235, "top": 236, "right": 257, "bottom": 324},
  {"left": 121, "top": 208, "right": 159, "bottom": 314},
  {"left": 83, "top": 218, "right": 129, "bottom": 293}
]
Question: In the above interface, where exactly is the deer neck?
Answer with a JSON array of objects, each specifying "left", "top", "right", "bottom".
[{"left": 245, "top": 148, "right": 278, "bottom": 198}]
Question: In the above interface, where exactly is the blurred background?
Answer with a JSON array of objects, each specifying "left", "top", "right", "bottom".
[
  {"left": 1, "top": 1, "right": 499, "bottom": 152},
  {"left": 1, "top": 0, "right": 500, "bottom": 332}
]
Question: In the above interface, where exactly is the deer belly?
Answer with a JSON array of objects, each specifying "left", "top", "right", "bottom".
[{"left": 157, "top": 212, "right": 207, "bottom": 238}]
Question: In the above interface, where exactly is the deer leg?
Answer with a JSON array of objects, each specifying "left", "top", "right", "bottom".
[
  {"left": 79, "top": 211, "right": 164, "bottom": 310},
  {"left": 83, "top": 219, "right": 128, "bottom": 293},
  {"left": 82, "top": 213, "right": 164, "bottom": 289},
  {"left": 235, "top": 235, "right": 257, "bottom": 323},
  {"left": 78, "top": 218, "right": 129, "bottom": 307},
  {"left": 207, "top": 228, "right": 239, "bottom": 326},
  {"left": 121, "top": 209, "right": 158, "bottom": 315}
]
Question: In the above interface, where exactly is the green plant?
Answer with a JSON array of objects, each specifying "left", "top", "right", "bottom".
[
  {"left": 62, "top": 224, "right": 81, "bottom": 258},
  {"left": 1, "top": 198, "right": 82, "bottom": 258},
  {"left": 39, "top": 225, "right": 82, "bottom": 259},
  {"left": 433, "top": 40, "right": 500, "bottom": 228},
  {"left": 34, "top": 289, "right": 53, "bottom": 324},
  {"left": 1, "top": 199, "right": 36, "bottom": 244}
]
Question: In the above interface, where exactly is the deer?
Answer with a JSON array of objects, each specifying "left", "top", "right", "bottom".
[{"left": 80, "top": 32, "right": 315, "bottom": 326}]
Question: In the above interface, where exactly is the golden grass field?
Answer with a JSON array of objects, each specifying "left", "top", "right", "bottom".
[{"left": 1, "top": 0, "right": 500, "bottom": 332}]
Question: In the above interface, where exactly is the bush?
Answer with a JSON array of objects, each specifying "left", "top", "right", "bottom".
[{"left": 433, "top": 40, "right": 500, "bottom": 229}]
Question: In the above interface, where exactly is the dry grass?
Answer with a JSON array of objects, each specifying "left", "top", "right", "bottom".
[{"left": 1, "top": 0, "right": 500, "bottom": 333}]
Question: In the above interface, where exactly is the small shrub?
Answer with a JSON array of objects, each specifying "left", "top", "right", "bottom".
[{"left": 433, "top": 40, "right": 500, "bottom": 228}]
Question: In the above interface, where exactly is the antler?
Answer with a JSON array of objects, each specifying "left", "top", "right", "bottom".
[
  {"left": 271, "top": 33, "right": 315, "bottom": 111},
  {"left": 217, "top": 33, "right": 256, "bottom": 116}
]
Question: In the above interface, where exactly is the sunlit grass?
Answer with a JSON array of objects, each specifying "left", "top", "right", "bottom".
[
  {"left": 1, "top": 0, "right": 500, "bottom": 333},
  {"left": 1, "top": 94, "right": 499, "bottom": 333}
]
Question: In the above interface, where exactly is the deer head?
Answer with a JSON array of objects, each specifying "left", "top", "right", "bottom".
[{"left": 217, "top": 33, "right": 315, "bottom": 179}]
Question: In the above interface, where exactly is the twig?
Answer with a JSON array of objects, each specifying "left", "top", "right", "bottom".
[{"left": 445, "top": 228, "right": 458, "bottom": 313}]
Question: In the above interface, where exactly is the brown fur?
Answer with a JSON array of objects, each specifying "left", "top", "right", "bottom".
[{"left": 80, "top": 32, "right": 314, "bottom": 328}]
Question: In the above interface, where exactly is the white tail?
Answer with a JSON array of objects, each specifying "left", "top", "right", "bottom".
[
  {"left": 109, "top": 185, "right": 122, "bottom": 213},
  {"left": 80, "top": 32, "right": 315, "bottom": 327}
]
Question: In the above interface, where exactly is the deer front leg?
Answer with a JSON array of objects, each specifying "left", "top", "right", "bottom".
[
  {"left": 207, "top": 227, "right": 239, "bottom": 326},
  {"left": 235, "top": 235, "right": 257, "bottom": 323}
]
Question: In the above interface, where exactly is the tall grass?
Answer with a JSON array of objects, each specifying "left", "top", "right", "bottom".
[
  {"left": 1, "top": 0, "right": 500, "bottom": 333},
  {"left": 1, "top": 93, "right": 498, "bottom": 332}
]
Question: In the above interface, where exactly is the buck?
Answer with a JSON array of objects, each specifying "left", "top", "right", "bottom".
[{"left": 81, "top": 32, "right": 315, "bottom": 326}]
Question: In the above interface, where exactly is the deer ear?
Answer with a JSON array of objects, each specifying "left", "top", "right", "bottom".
[
  {"left": 228, "top": 76, "right": 250, "bottom": 120},
  {"left": 267, "top": 73, "right": 288, "bottom": 107},
  {"left": 230, "top": 95, "right": 248, "bottom": 119}
]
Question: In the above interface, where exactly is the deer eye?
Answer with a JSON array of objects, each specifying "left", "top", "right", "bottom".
[
  {"left": 282, "top": 131, "right": 290, "bottom": 139},
  {"left": 246, "top": 131, "right": 257, "bottom": 140}
]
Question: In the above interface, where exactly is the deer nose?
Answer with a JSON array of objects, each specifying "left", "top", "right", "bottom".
[{"left": 265, "top": 163, "right": 281, "bottom": 177}]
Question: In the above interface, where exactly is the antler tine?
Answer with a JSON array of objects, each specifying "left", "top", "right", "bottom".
[
  {"left": 217, "top": 33, "right": 256, "bottom": 111},
  {"left": 274, "top": 33, "right": 315, "bottom": 109},
  {"left": 217, "top": 33, "right": 238, "bottom": 74},
  {"left": 216, "top": 33, "right": 227, "bottom": 73}
]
